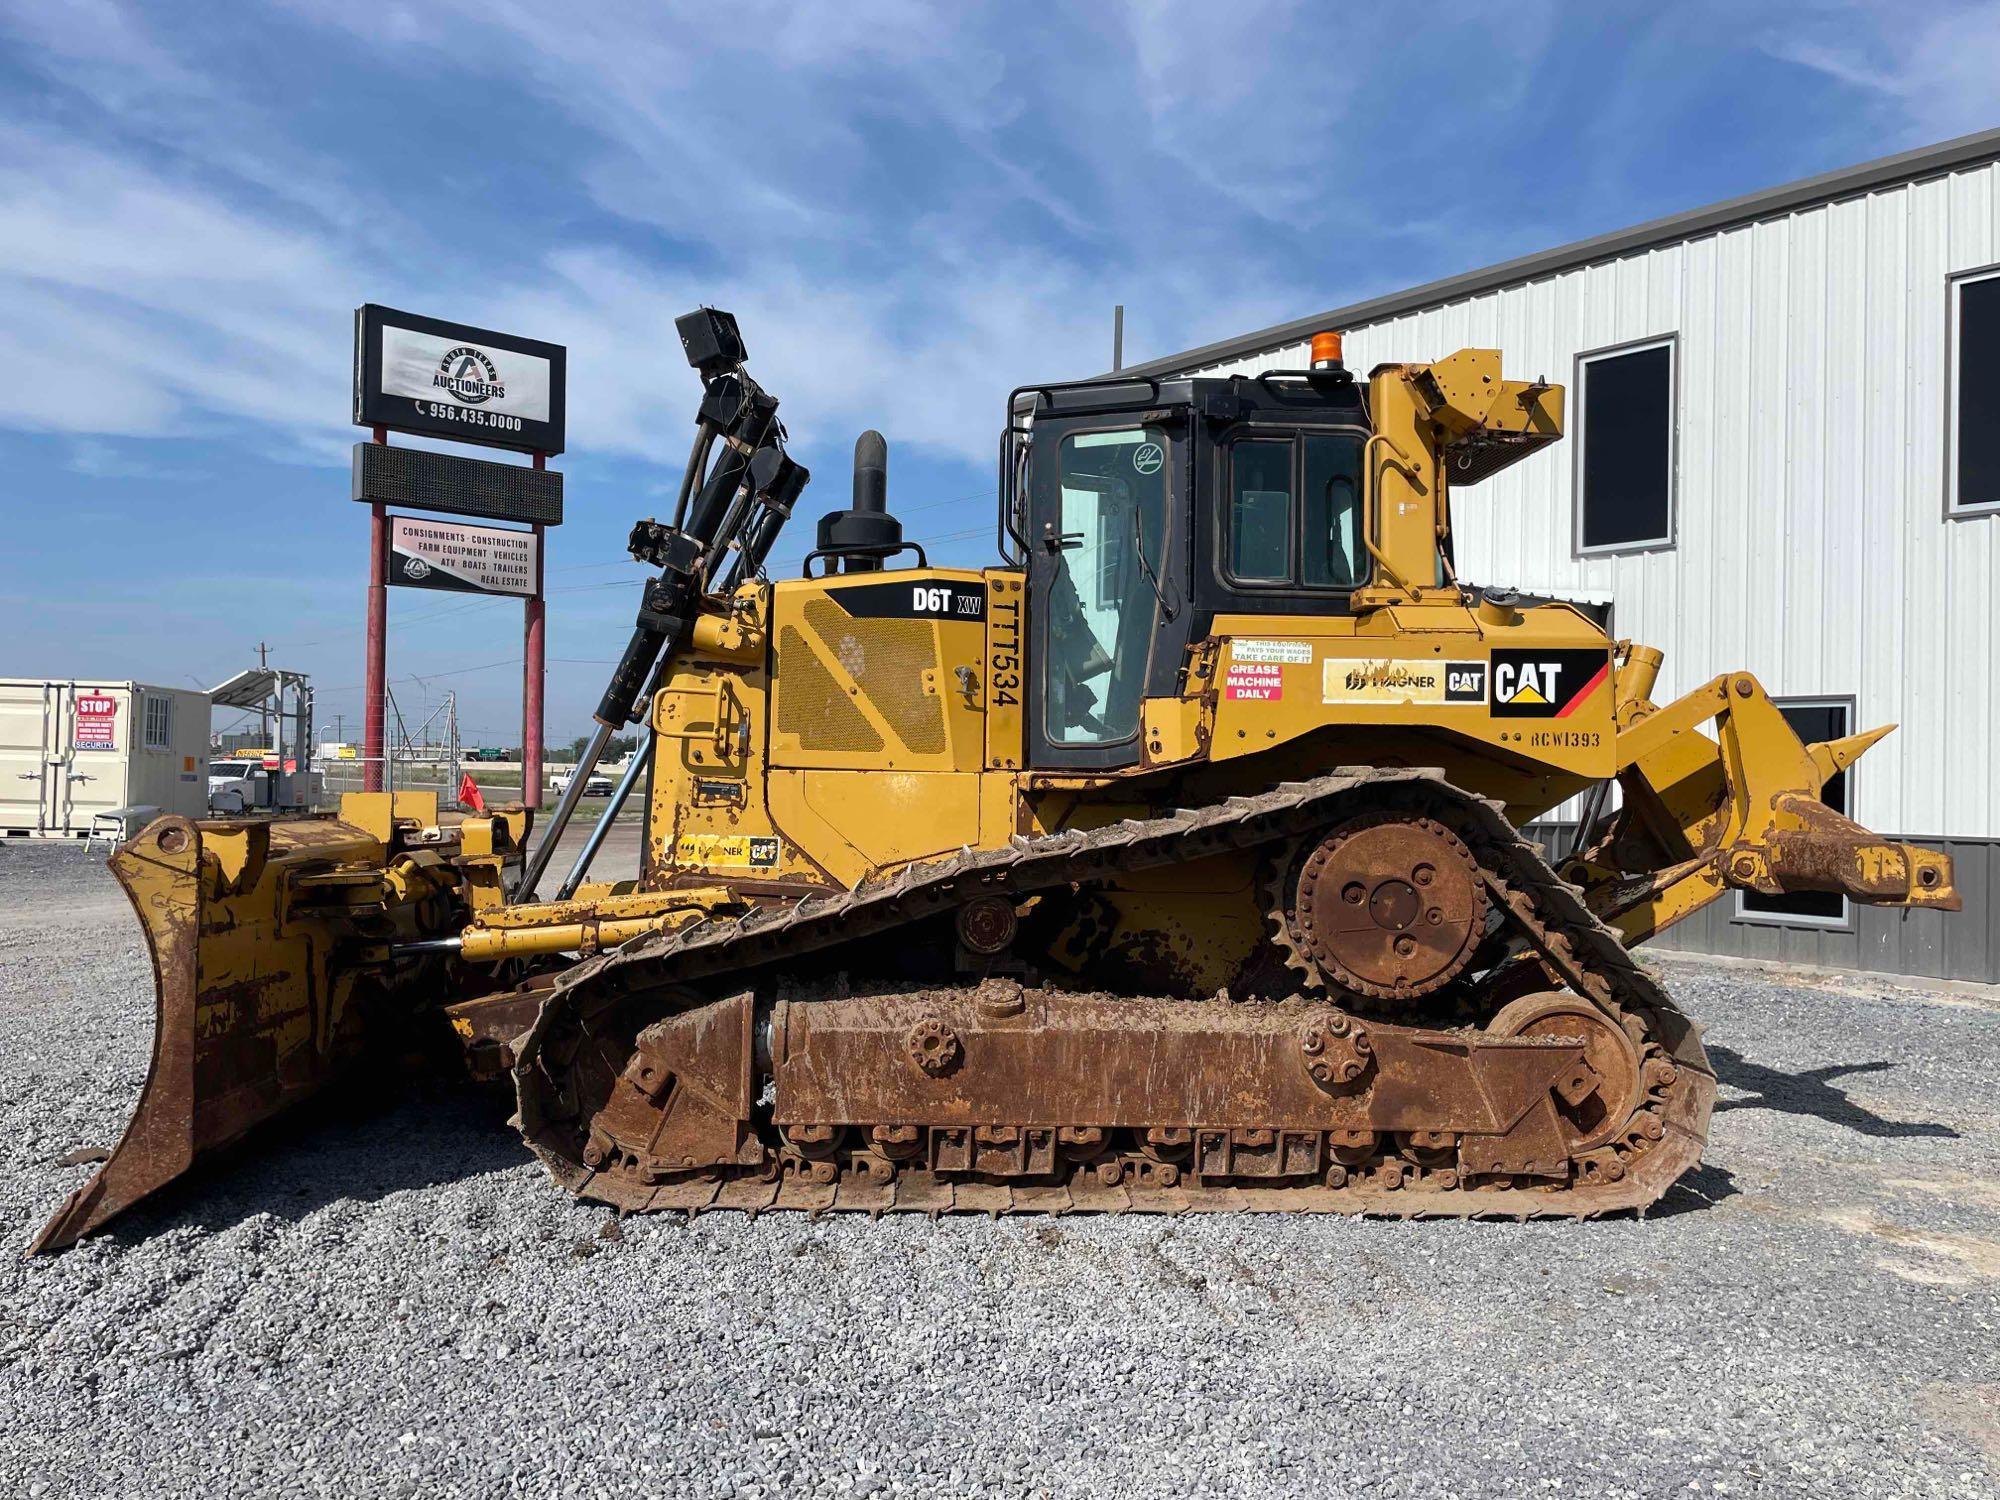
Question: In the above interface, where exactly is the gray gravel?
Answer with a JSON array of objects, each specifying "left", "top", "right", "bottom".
[{"left": 0, "top": 838, "right": 1996, "bottom": 1499}]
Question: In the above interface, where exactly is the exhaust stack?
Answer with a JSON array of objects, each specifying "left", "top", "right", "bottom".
[{"left": 813, "top": 430, "right": 907, "bottom": 573}]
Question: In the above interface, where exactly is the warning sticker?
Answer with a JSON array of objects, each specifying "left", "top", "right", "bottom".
[
  {"left": 1232, "top": 639, "right": 1313, "bottom": 665},
  {"left": 674, "top": 833, "right": 781, "bottom": 869},
  {"left": 73, "top": 694, "right": 117, "bottom": 750},
  {"left": 1225, "top": 664, "right": 1284, "bottom": 702}
]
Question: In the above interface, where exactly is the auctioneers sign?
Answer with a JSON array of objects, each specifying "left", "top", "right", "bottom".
[
  {"left": 354, "top": 304, "right": 566, "bottom": 455},
  {"left": 388, "top": 516, "right": 539, "bottom": 597}
]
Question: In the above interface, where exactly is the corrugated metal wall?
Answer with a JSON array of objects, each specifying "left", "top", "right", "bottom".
[{"left": 1171, "top": 162, "right": 2000, "bottom": 978}]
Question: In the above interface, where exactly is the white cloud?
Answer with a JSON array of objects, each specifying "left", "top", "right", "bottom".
[
  {"left": 1757, "top": 1, "right": 2000, "bottom": 142},
  {"left": 0, "top": 128, "right": 357, "bottom": 442},
  {"left": 0, "top": 2, "right": 1305, "bottom": 468}
]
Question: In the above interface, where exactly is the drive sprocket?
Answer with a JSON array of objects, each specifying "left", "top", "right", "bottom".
[{"left": 1276, "top": 812, "right": 1488, "bottom": 1003}]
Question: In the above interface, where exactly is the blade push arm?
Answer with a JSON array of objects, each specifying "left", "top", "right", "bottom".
[{"left": 1572, "top": 666, "right": 1958, "bottom": 945}]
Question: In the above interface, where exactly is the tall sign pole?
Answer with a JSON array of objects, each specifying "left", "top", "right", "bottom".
[
  {"left": 524, "top": 459, "right": 547, "bottom": 810},
  {"left": 352, "top": 305, "right": 567, "bottom": 812},
  {"left": 364, "top": 426, "right": 390, "bottom": 792}
]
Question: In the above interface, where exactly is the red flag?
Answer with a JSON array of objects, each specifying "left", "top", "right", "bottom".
[{"left": 458, "top": 772, "right": 486, "bottom": 813}]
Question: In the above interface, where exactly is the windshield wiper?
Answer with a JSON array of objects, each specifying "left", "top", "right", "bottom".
[{"left": 1131, "top": 506, "right": 1178, "bottom": 623}]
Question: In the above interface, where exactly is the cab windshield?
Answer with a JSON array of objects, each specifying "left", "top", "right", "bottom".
[{"left": 1044, "top": 425, "right": 1169, "bottom": 746}]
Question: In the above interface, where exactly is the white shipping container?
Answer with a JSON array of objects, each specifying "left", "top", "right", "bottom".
[{"left": 0, "top": 679, "right": 211, "bottom": 837}]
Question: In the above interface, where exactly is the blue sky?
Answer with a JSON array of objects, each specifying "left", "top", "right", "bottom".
[{"left": 1, "top": 1, "right": 1993, "bottom": 747}]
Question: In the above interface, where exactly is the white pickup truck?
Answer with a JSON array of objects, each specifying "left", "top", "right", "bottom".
[
  {"left": 207, "top": 759, "right": 271, "bottom": 814},
  {"left": 550, "top": 768, "right": 615, "bottom": 798},
  {"left": 207, "top": 757, "right": 323, "bottom": 814}
]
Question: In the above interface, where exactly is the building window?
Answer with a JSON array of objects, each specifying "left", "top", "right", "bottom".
[
  {"left": 1737, "top": 698, "right": 1851, "bottom": 928},
  {"left": 143, "top": 694, "right": 173, "bottom": 751},
  {"left": 1950, "top": 267, "right": 2000, "bottom": 516},
  {"left": 1575, "top": 338, "right": 1675, "bottom": 553}
]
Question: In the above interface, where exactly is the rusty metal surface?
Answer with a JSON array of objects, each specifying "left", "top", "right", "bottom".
[
  {"left": 30, "top": 819, "right": 395, "bottom": 1252},
  {"left": 1756, "top": 793, "right": 1962, "bottom": 910},
  {"left": 766, "top": 986, "right": 1583, "bottom": 1137},
  {"left": 512, "top": 769, "right": 1717, "bottom": 1221},
  {"left": 1289, "top": 813, "right": 1486, "bottom": 1000},
  {"left": 31, "top": 815, "right": 451, "bottom": 1254}
]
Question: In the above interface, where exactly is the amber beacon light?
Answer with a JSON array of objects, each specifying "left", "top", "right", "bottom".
[{"left": 1310, "top": 330, "right": 1345, "bottom": 369}]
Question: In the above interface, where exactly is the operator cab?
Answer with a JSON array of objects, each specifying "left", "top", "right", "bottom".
[{"left": 1002, "top": 338, "right": 1378, "bottom": 770}]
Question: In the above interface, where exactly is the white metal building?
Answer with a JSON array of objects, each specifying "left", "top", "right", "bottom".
[{"left": 1129, "top": 129, "right": 2000, "bottom": 983}]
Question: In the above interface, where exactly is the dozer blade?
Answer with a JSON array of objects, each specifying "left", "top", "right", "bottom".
[{"left": 31, "top": 814, "right": 431, "bottom": 1254}]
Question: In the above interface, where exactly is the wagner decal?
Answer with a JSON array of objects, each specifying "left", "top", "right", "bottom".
[
  {"left": 1324, "top": 659, "right": 1443, "bottom": 704},
  {"left": 1224, "top": 663, "right": 1283, "bottom": 702},
  {"left": 830, "top": 578, "right": 986, "bottom": 621},
  {"left": 1323, "top": 659, "right": 1490, "bottom": 706},
  {"left": 1489, "top": 649, "right": 1611, "bottom": 718},
  {"left": 1232, "top": 639, "right": 1313, "bottom": 665},
  {"left": 674, "top": 833, "right": 781, "bottom": 869}
]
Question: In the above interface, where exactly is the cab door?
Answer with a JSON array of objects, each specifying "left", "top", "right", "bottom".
[{"left": 1026, "top": 415, "right": 1180, "bottom": 770}]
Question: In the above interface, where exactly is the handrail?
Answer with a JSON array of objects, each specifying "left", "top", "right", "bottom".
[{"left": 1361, "top": 433, "right": 1424, "bottom": 602}]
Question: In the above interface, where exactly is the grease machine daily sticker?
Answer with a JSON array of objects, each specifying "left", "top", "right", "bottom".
[
  {"left": 1224, "top": 664, "right": 1284, "bottom": 701},
  {"left": 1323, "top": 659, "right": 1488, "bottom": 706},
  {"left": 1488, "top": 649, "right": 1611, "bottom": 718}
]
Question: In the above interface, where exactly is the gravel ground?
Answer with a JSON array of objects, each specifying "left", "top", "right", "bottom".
[{"left": 0, "top": 839, "right": 1995, "bottom": 1499}]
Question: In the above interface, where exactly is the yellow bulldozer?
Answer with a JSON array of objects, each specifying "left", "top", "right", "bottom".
[{"left": 32, "top": 312, "right": 1960, "bottom": 1251}]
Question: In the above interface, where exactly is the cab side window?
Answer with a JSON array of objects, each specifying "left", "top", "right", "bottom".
[
  {"left": 1303, "top": 433, "right": 1363, "bottom": 588},
  {"left": 1223, "top": 431, "right": 1363, "bottom": 591},
  {"left": 1228, "top": 439, "right": 1292, "bottom": 582}
]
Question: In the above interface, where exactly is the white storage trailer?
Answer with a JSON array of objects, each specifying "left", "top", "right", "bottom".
[{"left": 0, "top": 679, "right": 210, "bottom": 837}]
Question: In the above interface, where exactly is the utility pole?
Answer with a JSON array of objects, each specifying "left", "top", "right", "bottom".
[
  {"left": 256, "top": 641, "right": 271, "bottom": 750},
  {"left": 1112, "top": 305, "right": 1124, "bottom": 373}
]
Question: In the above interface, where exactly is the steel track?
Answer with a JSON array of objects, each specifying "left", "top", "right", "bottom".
[{"left": 513, "top": 768, "right": 1716, "bottom": 1220}]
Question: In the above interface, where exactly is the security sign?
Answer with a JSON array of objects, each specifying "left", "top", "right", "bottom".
[
  {"left": 1489, "top": 649, "right": 1610, "bottom": 718},
  {"left": 73, "top": 693, "right": 117, "bottom": 750}
]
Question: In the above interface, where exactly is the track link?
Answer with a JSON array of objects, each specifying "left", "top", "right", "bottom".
[{"left": 513, "top": 768, "right": 1716, "bottom": 1220}]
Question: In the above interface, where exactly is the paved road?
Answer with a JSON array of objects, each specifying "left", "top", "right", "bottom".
[{"left": 0, "top": 841, "right": 1995, "bottom": 1497}]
